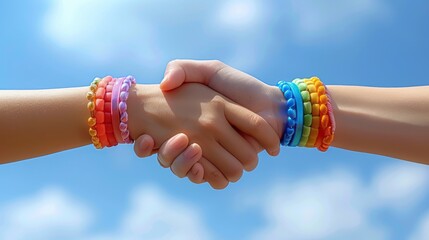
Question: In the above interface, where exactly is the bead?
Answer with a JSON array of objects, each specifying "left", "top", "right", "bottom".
[
  {"left": 87, "top": 101, "right": 95, "bottom": 111},
  {"left": 120, "top": 91, "right": 129, "bottom": 101},
  {"left": 121, "top": 130, "right": 130, "bottom": 139},
  {"left": 93, "top": 77, "right": 102, "bottom": 83},
  {"left": 301, "top": 91, "right": 310, "bottom": 102},
  {"left": 90, "top": 83, "right": 97, "bottom": 92},
  {"left": 287, "top": 118, "right": 295, "bottom": 127},
  {"left": 312, "top": 104, "right": 320, "bottom": 115},
  {"left": 287, "top": 98, "right": 295, "bottom": 108},
  {"left": 120, "top": 112, "right": 128, "bottom": 122},
  {"left": 304, "top": 102, "right": 312, "bottom": 114},
  {"left": 95, "top": 99, "right": 105, "bottom": 111},
  {"left": 119, "top": 122, "right": 127, "bottom": 131},
  {"left": 121, "top": 83, "right": 130, "bottom": 92},
  {"left": 287, "top": 128, "right": 295, "bottom": 136},
  {"left": 318, "top": 86, "right": 326, "bottom": 95},
  {"left": 284, "top": 90, "right": 293, "bottom": 99},
  {"left": 119, "top": 101, "right": 127, "bottom": 114},
  {"left": 320, "top": 104, "right": 328, "bottom": 115},
  {"left": 298, "top": 83, "right": 307, "bottom": 92},
  {"left": 320, "top": 95, "right": 328, "bottom": 104},
  {"left": 304, "top": 114, "right": 312, "bottom": 126},
  {"left": 307, "top": 85, "right": 316, "bottom": 93},
  {"left": 89, "top": 128, "right": 97, "bottom": 137},
  {"left": 312, "top": 116, "right": 320, "bottom": 129},
  {"left": 321, "top": 115, "right": 330, "bottom": 128},
  {"left": 302, "top": 126, "right": 311, "bottom": 137},
  {"left": 88, "top": 117, "right": 96, "bottom": 127},
  {"left": 95, "top": 111, "right": 105, "bottom": 123},
  {"left": 310, "top": 93, "right": 319, "bottom": 104},
  {"left": 287, "top": 109, "right": 296, "bottom": 119},
  {"left": 106, "top": 85, "right": 114, "bottom": 92},
  {"left": 96, "top": 123, "right": 106, "bottom": 135},
  {"left": 105, "top": 92, "right": 112, "bottom": 101},
  {"left": 91, "top": 136, "right": 100, "bottom": 144},
  {"left": 86, "top": 92, "right": 95, "bottom": 101},
  {"left": 96, "top": 88, "right": 106, "bottom": 99}
]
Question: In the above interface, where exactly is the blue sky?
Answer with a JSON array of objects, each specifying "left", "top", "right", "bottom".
[{"left": 1, "top": 0, "right": 429, "bottom": 239}]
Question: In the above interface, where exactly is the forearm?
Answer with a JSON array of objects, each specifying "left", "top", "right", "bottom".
[
  {"left": 329, "top": 85, "right": 429, "bottom": 164},
  {"left": 0, "top": 87, "right": 90, "bottom": 163}
]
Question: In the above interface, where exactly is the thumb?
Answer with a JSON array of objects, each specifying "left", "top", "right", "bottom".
[{"left": 160, "top": 64, "right": 186, "bottom": 91}]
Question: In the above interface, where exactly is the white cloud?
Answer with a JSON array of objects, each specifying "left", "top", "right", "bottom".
[
  {"left": 110, "top": 185, "right": 212, "bottom": 240},
  {"left": 247, "top": 163, "right": 429, "bottom": 240},
  {"left": 371, "top": 162, "right": 429, "bottom": 211},
  {"left": 0, "top": 185, "right": 211, "bottom": 240},
  {"left": 42, "top": 0, "right": 388, "bottom": 71},
  {"left": 249, "top": 170, "right": 386, "bottom": 240},
  {"left": 0, "top": 187, "right": 92, "bottom": 240}
]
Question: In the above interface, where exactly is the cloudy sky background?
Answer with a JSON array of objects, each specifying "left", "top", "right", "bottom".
[{"left": 1, "top": 0, "right": 429, "bottom": 239}]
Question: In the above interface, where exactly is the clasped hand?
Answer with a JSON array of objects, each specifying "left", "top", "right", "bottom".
[{"left": 128, "top": 60, "right": 284, "bottom": 189}]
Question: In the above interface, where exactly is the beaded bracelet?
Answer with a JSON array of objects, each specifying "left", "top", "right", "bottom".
[
  {"left": 87, "top": 75, "right": 137, "bottom": 149},
  {"left": 277, "top": 81, "right": 297, "bottom": 146},
  {"left": 285, "top": 82, "right": 303, "bottom": 147},
  {"left": 292, "top": 79, "right": 313, "bottom": 147},
  {"left": 87, "top": 77, "right": 103, "bottom": 149},
  {"left": 277, "top": 76, "right": 335, "bottom": 152},
  {"left": 112, "top": 76, "right": 136, "bottom": 144}
]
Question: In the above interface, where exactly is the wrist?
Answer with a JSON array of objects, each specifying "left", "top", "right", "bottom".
[{"left": 267, "top": 85, "right": 286, "bottom": 139}]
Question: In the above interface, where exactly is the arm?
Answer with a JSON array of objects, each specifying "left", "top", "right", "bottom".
[
  {"left": 329, "top": 85, "right": 429, "bottom": 164},
  {"left": 0, "top": 87, "right": 90, "bottom": 163},
  {"left": 152, "top": 60, "right": 429, "bottom": 179},
  {"left": 0, "top": 83, "right": 279, "bottom": 189}
]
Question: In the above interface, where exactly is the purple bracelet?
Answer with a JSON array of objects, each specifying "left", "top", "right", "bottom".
[{"left": 112, "top": 76, "right": 137, "bottom": 144}]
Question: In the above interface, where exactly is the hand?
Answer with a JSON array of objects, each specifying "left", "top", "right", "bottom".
[
  {"left": 134, "top": 60, "right": 284, "bottom": 185},
  {"left": 128, "top": 83, "right": 280, "bottom": 189}
]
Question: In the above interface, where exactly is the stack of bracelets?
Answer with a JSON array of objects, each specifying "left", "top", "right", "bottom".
[
  {"left": 277, "top": 77, "right": 335, "bottom": 152},
  {"left": 86, "top": 76, "right": 136, "bottom": 149}
]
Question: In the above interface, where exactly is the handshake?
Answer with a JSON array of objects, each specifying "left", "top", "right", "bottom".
[{"left": 127, "top": 60, "right": 284, "bottom": 189}]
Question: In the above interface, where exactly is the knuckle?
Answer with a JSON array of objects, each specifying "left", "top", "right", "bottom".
[
  {"left": 249, "top": 114, "right": 266, "bottom": 130},
  {"left": 199, "top": 117, "right": 220, "bottom": 132},
  {"left": 209, "top": 60, "right": 225, "bottom": 68}
]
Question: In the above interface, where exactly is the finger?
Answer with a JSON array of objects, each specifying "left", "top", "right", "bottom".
[
  {"left": 203, "top": 141, "right": 244, "bottom": 183},
  {"left": 215, "top": 120, "right": 259, "bottom": 172},
  {"left": 241, "top": 133, "right": 264, "bottom": 154},
  {"left": 187, "top": 162, "right": 205, "bottom": 184},
  {"left": 160, "top": 59, "right": 225, "bottom": 91},
  {"left": 157, "top": 133, "right": 189, "bottom": 168},
  {"left": 199, "top": 157, "right": 229, "bottom": 190},
  {"left": 170, "top": 143, "right": 202, "bottom": 178},
  {"left": 224, "top": 103, "right": 280, "bottom": 156},
  {"left": 133, "top": 134, "right": 155, "bottom": 158}
]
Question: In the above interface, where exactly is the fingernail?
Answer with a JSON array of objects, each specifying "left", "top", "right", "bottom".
[
  {"left": 161, "top": 72, "right": 170, "bottom": 84},
  {"left": 157, "top": 155, "right": 167, "bottom": 167},
  {"left": 184, "top": 143, "right": 199, "bottom": 159}
]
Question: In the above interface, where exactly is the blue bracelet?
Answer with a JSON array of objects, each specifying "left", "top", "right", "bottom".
[
  {"left": 287, "top": 82, "right": 304, "bottom": 147},
  {"left": 277, "top": 81, "right": 297, "bottom": 146}
]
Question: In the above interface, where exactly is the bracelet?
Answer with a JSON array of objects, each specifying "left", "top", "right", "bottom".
[
  {"left": 292, "top": 79, "right": 312, "bottom": 147},
  {"left": 112, "top": 76, "right": 137, "bottom": 144},
  {"left": 87, "top": 77, "right": 103, "bottom": 149},
  {"left": 277, "top": 81, "right": 297, "bottom": 146},
  {"left": 276, "top": 76, "right": 335, "bottom": 152},
  {"left": 87, "top": 75, "right": 136, "bottom": 149},
  {"left": 288, "top": 82, "right": 304, "bottom": 147}
]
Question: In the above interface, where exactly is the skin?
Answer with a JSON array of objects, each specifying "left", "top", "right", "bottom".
[
  {"left": 0, "top": 83, "right": 280, "bottom": 189},
  {"left": 135, "top": 60, "right": 429, "bottom": 186}
]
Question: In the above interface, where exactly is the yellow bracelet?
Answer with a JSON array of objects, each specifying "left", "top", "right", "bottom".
[{"left": 87, "top": 77, "right": 102, "bottom": 149}]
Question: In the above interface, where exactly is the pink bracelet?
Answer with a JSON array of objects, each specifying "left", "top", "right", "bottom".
[{"left": 111, "top": 76, "right": 137, "bottom": 144}]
